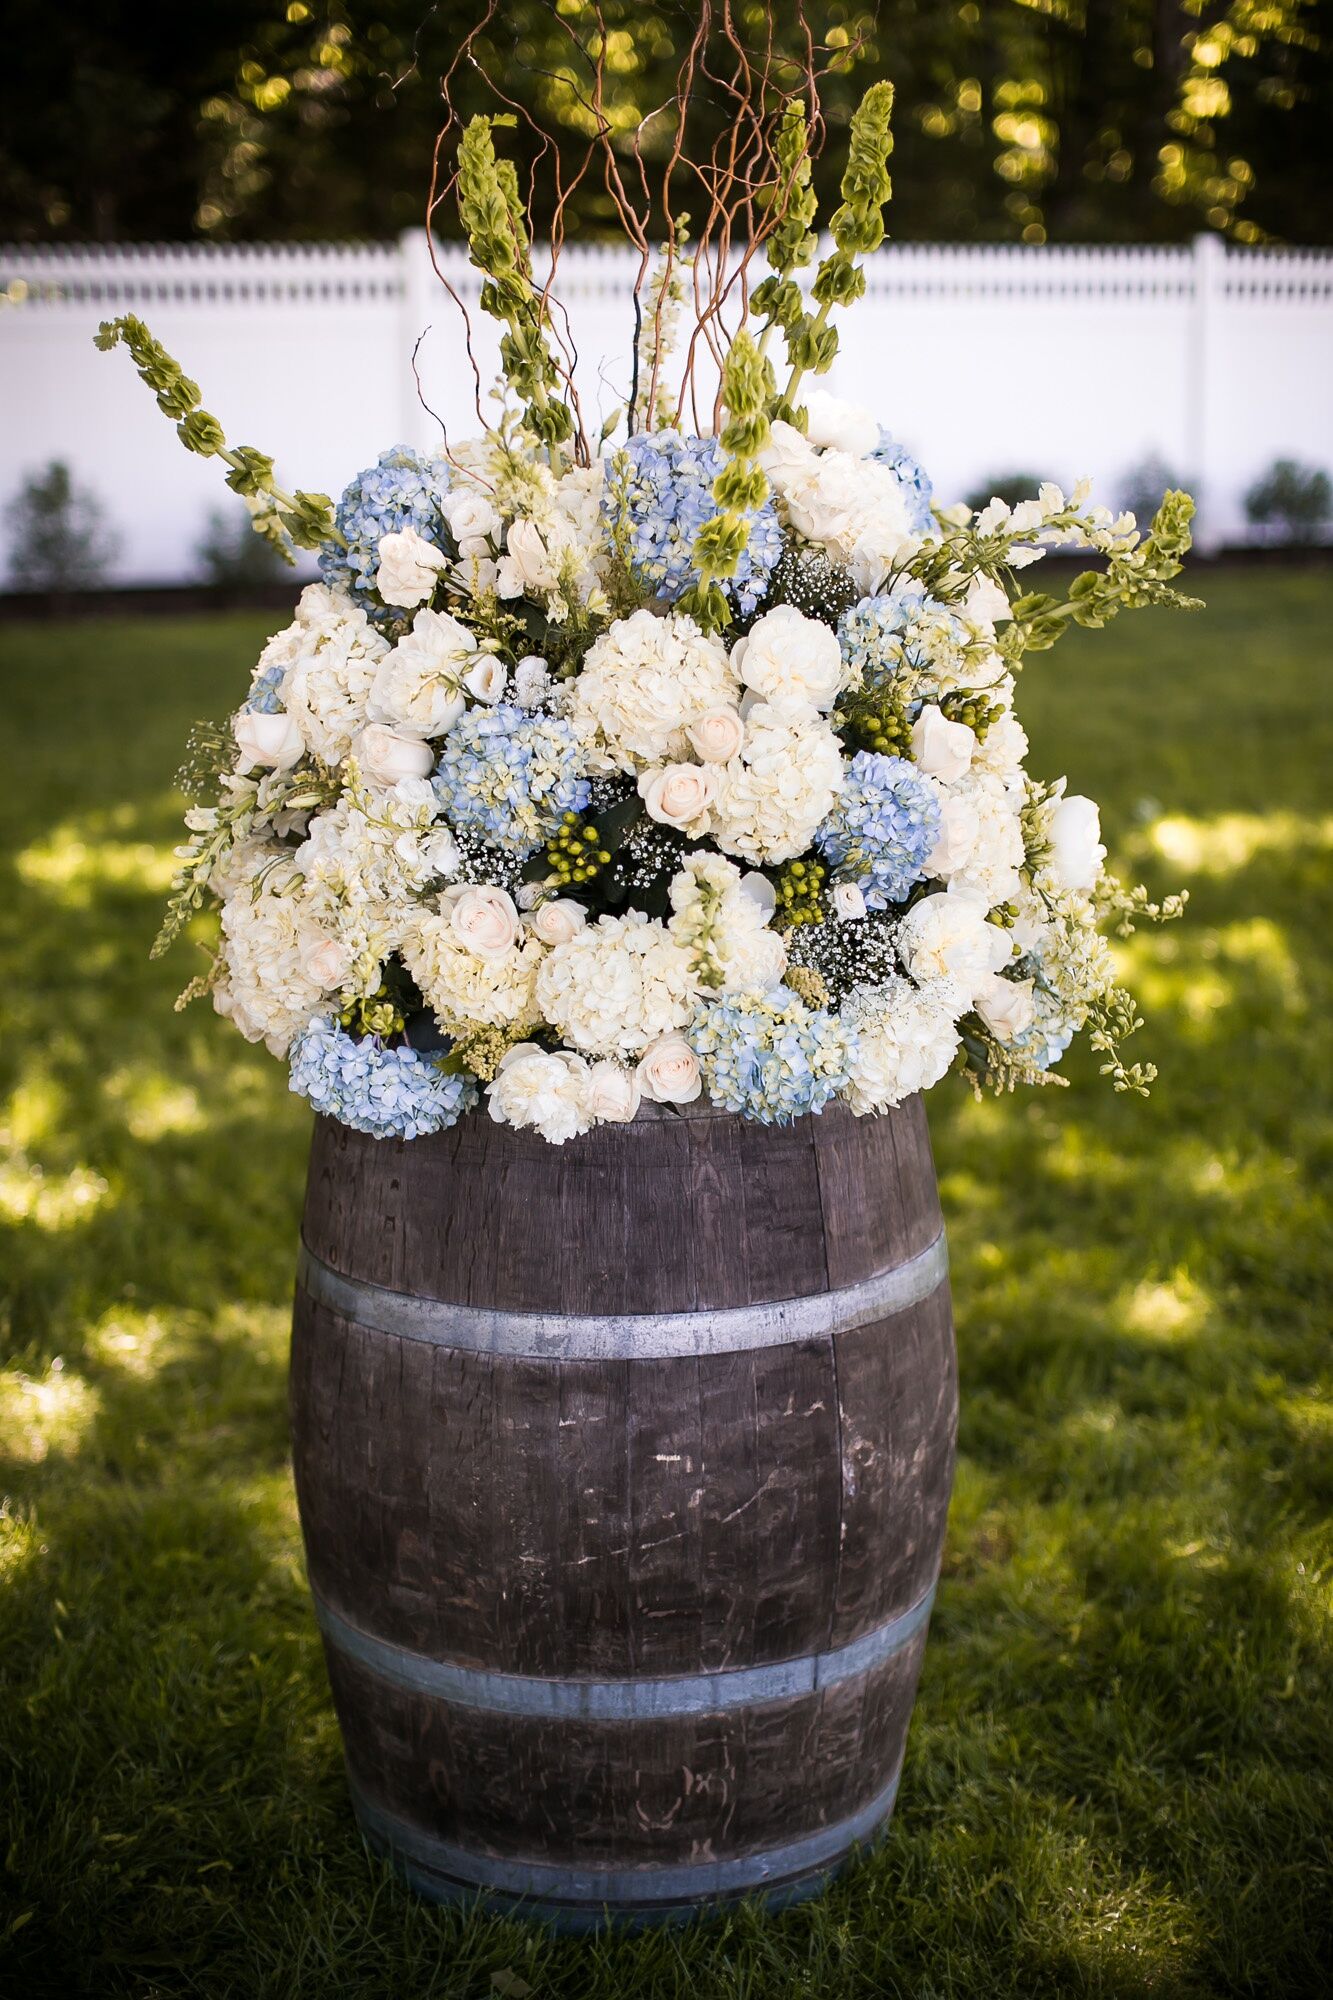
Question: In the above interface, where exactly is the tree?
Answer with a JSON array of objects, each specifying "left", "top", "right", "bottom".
[{"left": 4, "top": 462, "right": 119, "bottom": 592}]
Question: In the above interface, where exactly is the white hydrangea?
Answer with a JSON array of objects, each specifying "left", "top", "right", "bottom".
[
  {"left": 212, "top": 855, "right": 332, "bottom": 1059},
  {"left": 257, "top": 589, "right": 389, "bottom": 766},
  {"left": 369, "top": 609, "right": 479, "bottom": 738},
  {"left": 295, "top": 778, "right": 456, "bottom": 992},
  {"left": 936, "top": 771, "right": 1025, "bottom": 906},
  {"left": 896, "top": 889, "right": 1010, "bottom": 1006},
  {"left": 970, "top": 704, "right": 1028, "bottom": 781},
  {"left": 487, "top": 1045, "right": 594, "bottom": 1145},
  {"left": 667, "top": 852, "right": 787, "bottom": 994},
  {"left": 710, "top": 694, "right": 845, "bottom": 865},
  {"left": 401, "top": 905, "right": 545, "bottom": 1030},
  {"left": 843, "top": 977, "right": 963, "bottom": 1111},
  {"left": 567, "top": 610, "right": 739, "bottom": 773},
  {"left": 534, "top": 910, "right": 698, "bottom": 1056},
  {"left": 762, "top": 422, "right": 918, "bottom": 592}
]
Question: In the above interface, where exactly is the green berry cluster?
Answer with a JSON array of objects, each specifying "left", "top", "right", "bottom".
[
  {"left": 774, "top": 857, "right": 828, "bottom": 928},
  {"left": 941, "top": 688, "right": 1005, "bottom": 740},
  {"left": 544, "top": 812, "right": 613, "bottom": 888},
  {"left": 339, "top": 989, "right": 406, "bottom": 1038},
  {"left": 986, "top": 902, "right": 1018, "bottom": 929},
  {"left": 836, "top": 690, "right": 912, "bottom": 757}
]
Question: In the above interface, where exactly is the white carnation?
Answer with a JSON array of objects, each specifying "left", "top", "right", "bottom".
[
  {"left": 487, "top": 1045, "right": 593, "bottom": 1146},
  {"left": 369, "top": 609, "right": 479, "bottom": 738},
  {"left": 534, "top": 910, "right": 698, "bottom": 1056},
  {"left": 842, "top": 978, "right": 963, "bottom": 1112},
  {"left": 710, "top": 695, "right": 844, "bottom": 865},
  {"left": 667, "top": 852, "right": 786, "bottom": 994},
  {"left": 568, "top": 610, "right": 738, "bottom": 773}
]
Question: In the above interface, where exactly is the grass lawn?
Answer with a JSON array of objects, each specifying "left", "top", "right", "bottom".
[{"left": 0, "top": 569, "right": 1330, "bottom": 1998}]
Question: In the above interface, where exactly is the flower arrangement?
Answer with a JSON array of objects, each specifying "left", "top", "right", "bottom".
[{"left": 99, "top": 38, "right": 1193, "bottom": 1147}]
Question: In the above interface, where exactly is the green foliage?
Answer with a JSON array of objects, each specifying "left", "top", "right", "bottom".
[
  {"left": 1244, "top": 456, "right": 1333, "bottom": 542},
  {"left": 0, "top": 573, "right": 1330, "bottom": 1993},
  {"left": 94, "top": 315, "right": 339, "bottom": 561},
  {"left": 677, "top": 331, "right": 773, "bottom": 633},
  {"left": 3, "top": 459, "right": 119, "bottom": 593}
]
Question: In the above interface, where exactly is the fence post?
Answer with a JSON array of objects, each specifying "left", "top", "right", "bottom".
[
  {"left": 1189, "top": 232, "right": 1226, "bottom": 554},
  {"left": 398, "top": 229, "right": 441, "bottom": 450}
]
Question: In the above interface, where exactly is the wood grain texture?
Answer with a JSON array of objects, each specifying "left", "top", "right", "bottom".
[{"left": 291, "top": 1097, "right": 958, "bottom": 1893}]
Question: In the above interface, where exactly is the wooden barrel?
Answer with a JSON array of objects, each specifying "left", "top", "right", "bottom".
[{"left": 290, "top": 1095, "right": 957, "bottom": 1929}]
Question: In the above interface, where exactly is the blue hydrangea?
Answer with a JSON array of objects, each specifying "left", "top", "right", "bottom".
[
  {"left": 870, "top": 431, "right": 934, "bottom": 534},
  {"left": 838, "top": 582, "right": 942, "bottom": 684},
  {"left": 689, "top": 986, "right": 855, "bottom": 1125},
  {"left": 816, "top": 751, "right": 941, "bottom": 909},
  {"left": 289, "top": 1017, "right": 476, "bottom": 1139},
  {"left": 433, "top": 701, "right": 590, "bottom": 858},
  {"left": 245, "top": 662, "right": 286, "bottom": 714},
  {"left": 318, "top": 446, "right": 453, "bottom": 624},
  {"left": 606, "top": 431, "right": 783, "bottom": 616}
]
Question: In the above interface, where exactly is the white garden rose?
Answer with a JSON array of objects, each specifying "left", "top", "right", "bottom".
[
  {"left": 488, "top": 1045, "right": 593, "bottom": 1146},
  {"left": 638, "top": 762, "right": 717, "bottom": 836},
  {"left": 370, "top": 608, "right": 479, "bottom": 737},
  {"left": 911, "top": 705, "right": 975, "bottom": 782},
  {"left": 972, "top": 972, "right": 1036, "bottom": 1042},
  {"left": 842, "top": 978, "right": 962, "bottom": 1112},
  {"left": 570, "top": 610, "right": 739, "bottom": 773},
  {"left": 925, "top": 791, "right": 981, "bottom": 878},
  {"left": 587, "top": 1059, "right": 642, "bottom": 1124},
  {"left": 636, "top": 1032, "right": 703, "bottom": 1104},
  {"left": 896, "top": 889, "right": 1008, "bottom": 1002},
  {"left": 353, "top": 724, "right": 435, "bottom": 786},
  {"left": 375, "top": 527, "right": 449, "bottom": 608},
  {"left": 441, "top": 488, "right": 502, "bottom": 546},
  {"left": 496, "top": 517, "right": 559, "bottom": 599},
  {"left": 710, "top": 695, "right": 844, "bottom": 865},
  {"left": 441, "top": 884, "right": 521, "bottom": 961},
  {"left": 233, "top": 706, "right": 305, "bottom": 773},
  {"left": 300, "top": 935, "right": 353, "bottom": 990},
  {"left": 832, "top": 881, "right": 868, "bottom": 921},
  {"left": 535, "top": 911, "right": 698, "bottom": 1056},
  {"left": 464, "top": 656, "right": 507, "bottom": 705},
  {"left": 730, "top": 605, "right": 845, "bottom": 711},
  {"left": 1048, "top": 793, "right": 1107, "bottom": 892},
  {"left": 686, "top": 707, "right": 746, "bottom": 764},
  {"left": 803, "top": 389, "right": 880, "bottom": 458},
  {"left": 528, "top": 897, "right": 587, "bottom": 947}
]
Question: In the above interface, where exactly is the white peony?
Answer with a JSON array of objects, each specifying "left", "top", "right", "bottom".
[
  {"left": 487, "top": 1045, "right": 593, "bottom": 1145},
  {"left": 710, "top": 694, "right": 845, "bottom": 865},
  {"left": 352, "top": 723, "right": 435, "bottom": 787},
  {"left": 667, "top": 851, "right": 787, "bottom": 995},
  {"left": 375, "top": 527, "right": 450, "bottom": 608},
  {"left": 973, "top": 972, "right": 1036, "bottom": 1042},
  {"left": 569, "top": 610, "right": 739, "bottom": 773},
  {"left": 587, "top": 1059, "right": 642, "bottom": 1124},
  {"left": 638, "top": 762, "right": 717, "bottom": 836},
  {"left": 911, "top": 705, "right": 975, "bottom": 782},
  {"left": 940, "top": 772, "right": 1025, "bottom": 905},
  {"left": 803, "top": 390, "right": 880, "bottom": 458},
  {"left": 636, "top": 1032, "right": 703, "bottom": 1104},
  {"left": 370, "top": 608, "right": 479, "bottom": 737},
  {"left": 896, "top": 889, "right": 1009, "bottom": 1004},
  {"left": 535, "top": 911, "right": 698, "bottom": 1056},
  {"left": 730, "top": 605, "right": 845, "bottom": 711},
  {"left": 233, "top": 707, "right": 304, "bottom": 773},
  {"left": 1047, "top": 793, "right": 1107, "bottom": 892},
  {"left": 402, "top": 906, "right": 544, "bottom": 1029},
  {"left": 842, "top": 978, "right": 962, "bottom": 1112}
]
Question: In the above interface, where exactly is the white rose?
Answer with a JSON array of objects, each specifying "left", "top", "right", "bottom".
[
  {"left": 442, "top": 488, "right": 501, "bottom": 546},
  {"left": 488, "top": 1044, "right": 593, "bottom": 1146},
  {"left": 636, "top": 1031, "right": 703, "bottom": 1104},
  {"left": 301, "top": 936, "right": 352, "bottom": 989},
  {"left": 803, "top": 389, "right": 880, "bottom": 458},
  {"left": 973, "top": 973, "right": 1036, "bottom": 1043},
  {"left": 353, "top": 724, "right": 435, "bottom": 786},
  {"left": 375, "top": 527, "right": 449, "bottom": 608},
  {"left": 730, "top": 605, "right": 844, "bottom": 711},
  {"left": 925, "top": 792, "right": 981, "bottom": 877},
  {"left": 442, "top": 883, "right": 521, "bottom": 960},
  {"left": 912, "top": 705, "right": 975, "bottom": 783},
  {"left": 529, "top": 898, "right": 587, "bottom": 947},
  {"left": 496, "top": 518, "right": 555, "bottom": 598},
  {"left": 464, "top": 656, "right": 507, "bottom": 705},
  {"left": 637, "top": 762, "right": 717, "bottom": 835},
  {"left": 686, "top": 708, "right": 745, "bottom": 764},
  {"left": 832, "top": 881, "right": 867, "bottom": 921},
  {"left": 233, "top": 707, "right": 304, "bottom": 772},
  {"left": 420, "top": 829, "right": 459, "bottom": 879},
  {"left": 1048, "top": 793, "right": 1107, "bottom": 892},
  {"left": 587, "top": 1059, "right": 642, "bottom": 1124}
]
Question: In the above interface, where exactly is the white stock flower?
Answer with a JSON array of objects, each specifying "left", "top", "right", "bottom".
[
  {"left": 587, "top": 1059, "right": 642, "bottom": 1123},
  {"left": 1047, "top": 793, "right": 1107, "bottom": 892},
  {"left": 963, "top": 574, "right": 1012, "bottom": 627},
  {"left": 535, "top": 911, "right": 698, "bottom": 1056},
  {"left": 375, "top": 527, "right": 449, "bottom": 608},
  {"left": 370, "top": 609, "right": 479, "bottom": 737},
  {"left": 973, "top": 973, "right": 1036, "bottom": 1042},
  {"left": 636, "top": 1032, "right": 703, "bottom": 1104},
  {"left": 569, "top": 610, "right": 739, "bottom": 773},
  {"left": 667, "top": 851, "right": 787, "bottom": 994},
  {"left": 488, "top": 1045, "right": 593, "bottom": 1145},
  {"left": 802, "top": 390, "right": 880, "bottom": 458},
  {"left": 911, "top": 705, "right": 975, "bottom": 782},
  {"left": 352, "top": 724, "right": 435, "bottom": 787},
  {"left": 730, "top": 606, "right": 845, "bottom": 711},
  {"left": 233, "top": 708, "right": 304, "bottom": 773},
  {"left": 638, "top": 762, "right": 718, "bottom": 836},
  {"left": 710, "top": 695, "right": 844, "bottom": 865},
  {"left": 842, "top": 978, "right": 962, "bottom": 1112}
]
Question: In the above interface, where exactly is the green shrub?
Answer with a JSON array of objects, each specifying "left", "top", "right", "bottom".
[
  {"left": 4, "top": 459, "right": 119, "bottom": 591},
  {"left": 1243, "top": 457, "right": 1332, "bottom": 544}
]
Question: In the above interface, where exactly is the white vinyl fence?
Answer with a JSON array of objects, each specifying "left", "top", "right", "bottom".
[{"left": 2, "top": 231, "right": 1331, "bottom": 583}]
